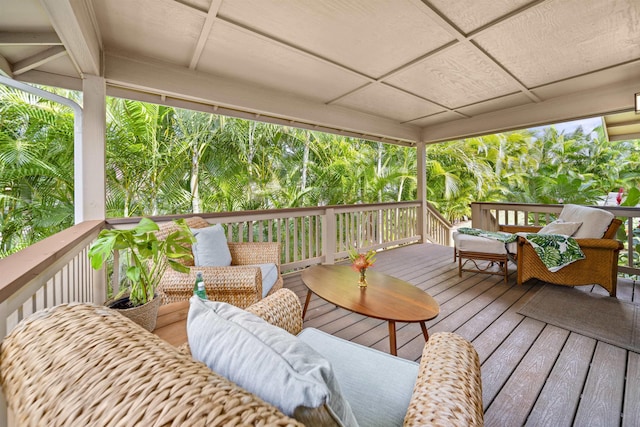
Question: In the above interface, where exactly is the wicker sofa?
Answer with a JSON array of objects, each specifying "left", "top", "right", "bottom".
[
  {"left": 156, "top": 216, "right": 283, "bottom": 307},
  {"left": 0, "top": 289, "right": 484, "bottom": 426}
]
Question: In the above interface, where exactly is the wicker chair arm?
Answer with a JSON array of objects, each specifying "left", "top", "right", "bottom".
[
  {"left": 517, "top": 236, "right": 623, "bottom": 251},
  {"left": 0, "top": 304, "right": 301, "bottom": 426},
  {"left": 573, "top": 238, "right": 624, "bottom": 250},
  {"left": 246, "top": 288, "right": 303, "bottom": 335},
  {"left": 228, "top": 242, "right": 281, "bottom": 266},
  {"left": 404, "top": 332, "right": 483, "bottom": 427}
]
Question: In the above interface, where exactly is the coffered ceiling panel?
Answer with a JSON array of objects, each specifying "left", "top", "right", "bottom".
[
  {"left": 386, "top": 44, "right": 521, "bottom": 108},
  {"left": 474, "top": 0, "right": 640, "bottom": 87},
  {"left": 197, "top": 21, "right": 369, "bottom": 102},
  {"left": 93, "top": 0, "right": 204, "bottom": 67},
  {"left": 333, "top": 83, "right": 444, "bottom": 122},
  {"left": 427, "top": 0, "right": 533, "bottom": 34},
  {"left": 216, "top": 0, "right": 455, "bottom": 78},
  {"left": 0, "top": 0, "right": 52, "bottom": 30}
]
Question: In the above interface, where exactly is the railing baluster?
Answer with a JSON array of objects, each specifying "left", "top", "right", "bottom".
[{"left": 627, "top": 217, "right": 634, "bottom": 269}]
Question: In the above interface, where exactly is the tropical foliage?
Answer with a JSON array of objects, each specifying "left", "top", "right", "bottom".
[
  {"left": 0, "top": 85, "right": 77, "bottom": 256},
  {"left": 87, "top": 217, "right": 194, "bottom": 306},
  {"left": 2, "top": 84, "right": 640, "bottom": 258}
]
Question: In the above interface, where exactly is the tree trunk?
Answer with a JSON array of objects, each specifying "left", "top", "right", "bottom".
[
  {"left": 191, "top": 146, "right": 201, "bottom": 213},
  {"left": 301, "top": 133, "right": 309, "bottom": 191}
]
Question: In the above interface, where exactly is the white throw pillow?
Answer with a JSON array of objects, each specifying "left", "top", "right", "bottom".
[
  {"left": 191, "top": 224, "right": 232, "bottom": 266},
  {"left": 538, "top": 219, "right": 582, "bottom": 236},
  {"left": 187, "top": 297, "right": 358, "bottom": 427},
  {"left": 558, "top": 204, "right": 614, "bottom": 238}
]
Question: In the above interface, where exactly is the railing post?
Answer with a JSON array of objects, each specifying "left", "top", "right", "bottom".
[
  {"left": 471, "top": 203, "right": 482, "bottom": 229},
  {"left": 322, "top": 208, "right": 336, "bottom": 264},
  {"left": 416, "top": 142, "right": 428, "bottom": 243}
]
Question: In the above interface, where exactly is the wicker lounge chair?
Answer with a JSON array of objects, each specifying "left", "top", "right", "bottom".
[
  {"left": 0, "top": 290, "right": 484, "bottom": 426},
  {"left": 155, "top": 216, "right": 283, "bottom": 307},
  {"left": 500, "top": 205, "right": 623, "bottom": 297}
]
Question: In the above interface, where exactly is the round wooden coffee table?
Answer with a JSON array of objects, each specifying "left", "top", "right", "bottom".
[{"left": 301, "top": 265, "right": 440, "bottom": 356}]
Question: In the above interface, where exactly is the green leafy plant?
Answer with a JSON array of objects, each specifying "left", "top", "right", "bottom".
[{"left": 88, "top": 218, "right": 194, "bottom": 306}]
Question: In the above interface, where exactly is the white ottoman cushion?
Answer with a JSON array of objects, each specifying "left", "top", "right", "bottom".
[{"left": 453, "top": 231, "right": 516, "bottom": 254}]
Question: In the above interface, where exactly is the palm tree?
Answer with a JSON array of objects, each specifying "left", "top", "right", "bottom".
[
  {"left": 0, "top": 85, "right": 75, "bottom": 255},
  {"left": 106, "top": 98, "right": 184, "bottom": 216}
]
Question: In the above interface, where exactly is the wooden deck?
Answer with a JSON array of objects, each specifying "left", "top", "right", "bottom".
[{"left": 284, "top": 243, "right": 639, "bottom": 427}]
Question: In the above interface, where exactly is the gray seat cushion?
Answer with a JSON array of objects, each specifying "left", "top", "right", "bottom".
[
  {"left": 251, "top": 263, "right": 278, "bottom": 298},
  {"left": 298, "top": 327, "right": 419, "bottom": 427}
]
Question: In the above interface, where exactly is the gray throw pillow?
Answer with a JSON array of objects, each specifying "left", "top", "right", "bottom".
[
  {"left": 187, "top": 296, "right": 358, "bottom": 427},
  {"left": 191, "top": 224, "right": 232, "bottom": 266}
]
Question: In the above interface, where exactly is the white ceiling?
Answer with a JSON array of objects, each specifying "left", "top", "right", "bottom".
[{"left": 1, "top": 0, "right": 639, "bottom": 145}]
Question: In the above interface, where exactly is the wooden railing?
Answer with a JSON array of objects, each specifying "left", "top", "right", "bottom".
[
  {"left": 0, "top": 220, "right": 105, "bottom": 337},
  {"left": 425, "top": 202, "right": 453, "bottom": 246},
  {"left": 108, "top": 201, "right": 422, "bottom": 271},
  {"left": 470, "top": 202, "right": 640, "bottom": 276},
  {"left": 0, "top": 202, "right": 424, "bottom": 330}
]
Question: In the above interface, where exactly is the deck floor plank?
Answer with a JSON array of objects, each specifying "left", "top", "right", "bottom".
[
  {"left": 484, "top": 324, "right": 570, "bottom": 426},
  {"left": 526, "top": 332, "right": 597, "bottom": 426},
  {"left": 454, "top": 280, "right": 534, "bottom": 342},
  {"left": 480, "top": 316, "right": 546, "bottom": 411},
  {"left": 470, "top": 286, "right": 539, "bottom": 364},
  {"left": 574, "top": 342, "right": 627, "bottom": 426},
  {"left": 623, "top": 351, "right": 640, "bottom": 427}
]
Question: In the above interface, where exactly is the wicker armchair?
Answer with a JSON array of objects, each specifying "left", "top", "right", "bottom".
[
  {"left": 156, "top": 217, "right": 283, "bottom": 307},
  {"left": 0, "top": 291, "right": 484, "bottom": 426},
  {"left": 500, "top": 218, "right": 623, "bottom": 296}
]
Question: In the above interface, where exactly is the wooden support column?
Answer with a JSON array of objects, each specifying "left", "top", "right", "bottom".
[
  {"left": 76, "top": 75, "right": 106, "bottom": 223},
  {"left": 416, "top": 141, "right": 428, "bottom": 243}
]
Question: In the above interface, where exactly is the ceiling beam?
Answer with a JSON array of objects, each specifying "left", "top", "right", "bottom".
[
  {"left": 0, "top": 31, "right": 62, "bottom": 45},
  {"left": 105, "top": 52, "right": 420, "bottom": 143},
  {"left": 189, "top": 0, "right": 222, "bottom": 70},
  {"left": 12, "top": 46, "right": 67, "bottom": 75},
  {"left": 39, "top": 0, "right": 101, "bottom": 76},
  {"left": 14, "top": 69, "right": 83, "bottom": 91},
  {"left": 604, "top": 118, "right": 640, "bottom": 128},
  {"left": 421, "top": 80, "right": 639, "bottom": 143},
  {"left": 0, "top": 53, "right": 13, "bottom": 78},
  {"left": 609, "top": 132, "right": 640, "bottom": 142}
]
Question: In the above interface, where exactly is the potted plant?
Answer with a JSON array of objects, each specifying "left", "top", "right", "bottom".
[{"left": 88, "top": 217, "right": 194, "bottom": 331}]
